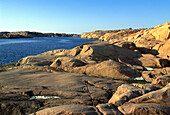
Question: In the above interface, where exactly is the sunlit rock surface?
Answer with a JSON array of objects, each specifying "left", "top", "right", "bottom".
[{"left": 0, "top": 22, "right": 170, "bottom": 114}]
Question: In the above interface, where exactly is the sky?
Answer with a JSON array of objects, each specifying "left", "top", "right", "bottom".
[{"left": 0, "top": 0, "right": 170, "bottom": 34}]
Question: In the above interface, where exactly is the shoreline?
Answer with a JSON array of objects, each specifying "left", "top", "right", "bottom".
[
  {"left": 0, "top": 36, "right": 95, "bottom": 66},
  {"left": 0, "top": 31, "right": 80, "bottom": 39},
  {"left": 0, "top": 22, "right": 169, "bottom": 114}
]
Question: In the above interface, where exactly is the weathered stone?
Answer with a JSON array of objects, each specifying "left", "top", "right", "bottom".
[
  {"left": 149, "top": 23, "right": 170, "bottom": 41},
  {"left": 158, "top": 40, "right": 170, "bottom": 60},
  {"left": 75, "top": 42, "right": 141, "bottom": 63},
  {"left": 165, "top": 67, "right": 170, "bottom": 74},
  {"left": 0, "top": 68, "right": 125, "bottom": 114},
  {"left": 108, "top": 84, "right": 147, "bottom": 106},
  {"left": 132, "top": 83, "right": 160, "bottom": 91},
  {"left": 137, "top": 54, "right": 161, "bottom": 67},
  {"left": 31, "top": 104, "right": 99, "bottom": 115},
  {"left": 51, "top": 57, "right": 86, "bottom": 68},
  {"left": 2, "top": 22, "right": 170, "bottom": 115},
  {"left": 141, "top": 68, "right": 168, "bottom": 82},
  {"left": 152, "top": 75, "right": 170, "bottom": 87},
  {"left": 129, "top": 85, "right": 170, "bottom": 106},
  {"left": 83, "top": 60, "right": 140, "bottom": 80},
  {"left": 96, "top": 103, "right": 122, "bottom": 115},
  {"left": 18, "top": 55, "right": 56, "bottom": 66},
  {"left": 0, "top": 93, "right": 41, "bottom": 115},
  {"left": 50, "top": 49, "right": 141, "bottom": 80},
  {"left": 118, "top": 103, "right": 170, "bottom": 115},
  {"left": 142, "top": 71, "right": 154, "bottom": 82}
]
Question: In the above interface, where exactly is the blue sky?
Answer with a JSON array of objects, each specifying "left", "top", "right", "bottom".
[{"left": 0, "top": 0, "right": 169, "bottom": 34}]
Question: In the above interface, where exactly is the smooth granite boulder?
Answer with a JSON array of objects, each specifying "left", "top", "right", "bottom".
[{"left": 108, "top": 84, "right": 147, "bottom": 106}]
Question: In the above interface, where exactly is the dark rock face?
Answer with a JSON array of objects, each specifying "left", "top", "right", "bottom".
[{"left": 0, "top": 31, "right": 80, "bottom": 39}]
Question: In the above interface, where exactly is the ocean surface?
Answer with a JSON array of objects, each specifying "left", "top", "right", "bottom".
[{"left": 0, "top": 37, "right": 95, "bottom": 65}]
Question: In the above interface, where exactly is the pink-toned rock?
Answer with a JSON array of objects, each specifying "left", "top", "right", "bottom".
[
  {"left": 17, "top": 55, "right": 55, "bottom": 66},
  {"left": 149, "top": 23, "right": 170, "bottom": 41},
  {"left": 158, "top": 40, "right": 170, "bottom": 60},
  {"left": 49, "top": 42, "right": 141, "bottom": 80},
  {"left": 141, "top": 69, "right": 166, "bottom": 82},
  {"left": 118, "top": 103, "right": 170, "bottom": 115},
  {"left": 96, "top": 103, "right": 122, "bottom": 115},
  {"left": 83, "top": 60, "right": 140, "bottom": 80},
  {"left": 165, "top": 67, "right": 170, "bottom": 74},
  {"left": 132, "top": 83, "right": 160, "bottom": 91},
  {"left": 108, "top": 84, "right": 147, "bottom": 106},
  {"left": 76, "top": 42, "right": 140, "bottom": 62},
  {"left": 51, "top": 59, "right": 140, "bottom": 80},
  {"left": 129, "top": 85, "right": 170, "bottom": 107},
  {"left": 51, "top": 57, "right": 86, "bottom": 68},
  {"left": 137, "top": 54, "right": 161, "bottom": 67},
  {"left": 142, "top": 71, "right": 154, "bottom": 82},
  {"left": 152, "top": 75, "right": 170, "bottom": 87},
  {"left": 32, "top": 105, "right": 99, "bottom": 115}
]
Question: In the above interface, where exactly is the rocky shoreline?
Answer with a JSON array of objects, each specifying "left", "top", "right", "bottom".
[
  {"left": 0, "top": 22, "right": 170, "bottom": 115},
  {"left": 0, "top": 31, "right": 80, "bottom": 39}
]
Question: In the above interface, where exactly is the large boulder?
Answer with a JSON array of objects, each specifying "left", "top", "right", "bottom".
[
  {"left": 135, "top": 54, "right": 169, "bottom": 68},
  {"left": 17, "top": 55, "right": 55, "bottom": 66},
  {"left": 136, "top": 54, "right": 160, "bottom": 67},
  {"left": 51, "top": 59, "right": 140, "bottom": 80},
  {"left": 51, "top": 57, "right": 86, "bottom": 68},
  {"left": 108, "top": 84, "right": 147, "bottom": 106},
  {"left": 49, "top": 42, "right": 141, "bottom": 80},
  {"left": 83, "top": 60, "right": 140, "bottom": 80},
  {"left": 63, "top": 42, "right": 141, "bottom": 63}
]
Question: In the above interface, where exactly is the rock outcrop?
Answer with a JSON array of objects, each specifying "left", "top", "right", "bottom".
[
  {"left": 80, "top": 22, "right": 170, "bottom": 82},
  {"left": 118, "top": 103, "right": 170, "bottom": 115},
  {"left": 0, "top": 22, "right": 170, "bottom": 114},
  {"left": 32, "top": 105, "right": 100, "bottom": 115},
  {"left": 81, "top": 22, "right": 170, "bottom": 60},
  {"left": 0, "top": 68, "right": 125, "bottom": 114},
  {"left": 18, "top": 41, "right": 142, "bottom": 80}
]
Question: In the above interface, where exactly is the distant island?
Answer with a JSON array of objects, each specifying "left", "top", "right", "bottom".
[{"left": 0, "top": 31, "right": 80, "bottom": 39}]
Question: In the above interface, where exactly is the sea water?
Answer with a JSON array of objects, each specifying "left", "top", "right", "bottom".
[{"left": 0, "top": 37, "right": 95, "bottom": 65}]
